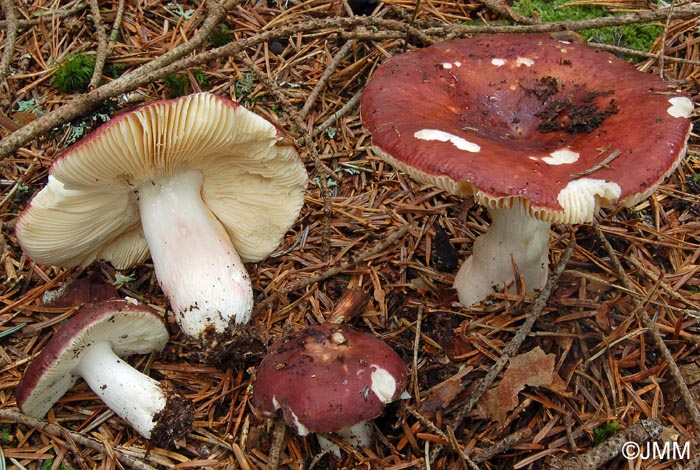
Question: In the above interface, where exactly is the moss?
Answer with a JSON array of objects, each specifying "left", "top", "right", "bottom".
[
  {"left": 163, "top": 70, "right": 208, "bottom": 98},
  {"left": 209, "top": 23, "right": 232, "bottom": 47},
  {"left": 512, "top": 0, "right": 663, "bottom": 57},
  {"left": 51, "top": 53, "right": 95, "bottom": 93}
]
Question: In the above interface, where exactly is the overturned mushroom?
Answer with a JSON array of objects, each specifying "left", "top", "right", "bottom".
[
  {"left": 16, "top": 92, "right": 307, "bottom": 342},
  {"left": 16, "top": 299, "right": 193, "bottom": 448},
  {"left": 361, "top": 33, "right": 694, "bottom": 305}
]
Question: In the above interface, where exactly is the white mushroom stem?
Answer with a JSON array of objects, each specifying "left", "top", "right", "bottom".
[
  {"left": 317, "top": 422, "right": 374, "bottom": 458},
  {"left": 454, "top": 205, "right": 551, "bottom": 305},
  {"left": 136, "top": 169, "right": 253, "bottom": 338},
  {"left": 71, "top": 341, "right": 166, "bottom": 439}
]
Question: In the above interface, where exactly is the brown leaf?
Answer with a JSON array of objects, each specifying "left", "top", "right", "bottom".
[{"left": 473, "top": 347, "right": 555, "bottom": 422}]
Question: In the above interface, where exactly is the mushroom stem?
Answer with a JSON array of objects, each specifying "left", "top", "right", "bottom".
[
  {"left": 72, "top": 341, "right": 167, "bottom": 439},
  {"left": 317, "top": 421, "right": 374, "bottom": 458},
  {"left": 136, "top": 169, "right": 253, "bottom": 338},
  {"left": 454, "top": 205, "right": 550, "bottom": 305}
]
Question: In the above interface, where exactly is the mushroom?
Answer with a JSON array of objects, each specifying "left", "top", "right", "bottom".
[
  {"left": 252, "top": 322, "right": 409, "bottom": 454},
  {"left": 41, "top": 271, "right": 117, "bottom": 308},
  {"left": 16, "top": 92, "right": 307, "bottom": 340},
  {"left": 15, "top": 298, "right": 194, "bottom": 449},
  {"left": 361, "top": 33, "right": 694, "bottom": 305}
]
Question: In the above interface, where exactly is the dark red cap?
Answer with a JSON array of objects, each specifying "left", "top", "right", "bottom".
[
  {"left": 253, "top": 323, "right": 408, "bottom": 434},
  {"left": 361, "top": 33, "right": 693, "bottom": 223}
]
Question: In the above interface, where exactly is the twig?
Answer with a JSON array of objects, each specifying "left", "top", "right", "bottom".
[
  {"left": 552, "top": 418, "right": 663, "bottom": 470},
  {"left": 472, "top": 427, "right": 533, "bottom": 464},
  {"left": 266, "top": 417, "right": 286, "bottom": 470},
  {"left": 412, "top": 304, "right": 424, "bottom": 407},
  {"left": 2, "top": 5, "right": 700, "bottom": 158},
  {"left": 300, "top": 40, "right": 355, "bottom": 119},
  {"left": 406, "top": 406, "right": 454, "bottom": 451},
  {"left": 0, "top": 0, "right": 225, "bottom": 159},
  {"left": 0, "top": 0, "right": 18, "bottom": 90},
  {"left": 313, "top": 88, "right": 363, "bottom": 137},
  {"left": 254, "top": 224, "right": 411, "bottom": 314},
  {"left": 109, "top": 0, "right": 125, "bottom": 41},
  {"left": 426, "top": 3, "right": 700, "bottom": 36},
  {"left": 473, "top": 0, "right": 537, "bottom": 25},
  {"left": 451, "top": 231, "right": 577, "bottom": 425},
  {"left": 657, "top": 0, "right": 676, "bottom": 79},
  {"left": 588, "top": 42, "right": 700, "bottom": 67},
  {"left": 0, "top": 1, "right": 88, "bottom": 29},
  {"left": 571, "top": 150, "right": 621, "bottom": 178},
  {"left": 591, "top": 219, "right": 700, "bottom": 435},
  {"left": 88, "top": 0, "right": 109, "bottom": 89},
  {"left": 0, "top": 408, "right": 158, "bottom": 470}
]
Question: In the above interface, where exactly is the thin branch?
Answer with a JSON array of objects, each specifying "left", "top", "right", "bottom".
[
  {"left": 0, "top": 408, "right": 158, "bottom": 470},
  {"left": 0, "top": 1, "right": 88, "bottom": 29},
  {"left": 591, "top": 219, "right": 700, "bottom": 435},
  {"left": 109, "top": 0, "right": 125, "bottom": 42},
  {"left": 300, "top": 40, "right": 355, "bottom": 119},
  {"left": 88, "top": 0, "right": 109, "bottom": 89},
  {"left": 588, "top": 41, "right": 700, "bottom": 67},
  {"left": 0, "top": 0, "right": 18, "bottom": 89},
  {"left": 450, "top": 231, "right": 577, "bottom": 425},
  {"left": 254, "top": 224, "right": 412, "bottom": 314},
  {"left": 2, "top": 4, "right": 699, "bottom": 159},
  {"left": 552, "top": 418, "right": 663, "bottom": 470},
  {"left": 0, "top": 0, "right": 225, "bottom": 159},
  {"left": 313, "top": 88, "right": 363, "bottom": 137}
]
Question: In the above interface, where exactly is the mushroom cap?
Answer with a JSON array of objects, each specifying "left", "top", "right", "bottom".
[
  {"left": 361, "top": 34, "right": 694, "bottom": 224},
  {"left": 16, "top": 92, "right": 308, "bottom": 268},
  {"left": 253, "top": 323, "right": 408, "bottom": 434},
  {"left": 16, "top": 298, "right": 168, "bottom": 418}
]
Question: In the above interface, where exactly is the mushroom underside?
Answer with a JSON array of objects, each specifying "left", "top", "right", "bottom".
[{"left": 453, "top": 204, "right": 551, "bottom": 305}]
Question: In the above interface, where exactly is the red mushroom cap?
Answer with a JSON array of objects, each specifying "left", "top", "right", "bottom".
[
  {"left": 253, "top": 323, "right": 408, "bottom": 434},
  {"left": 361, "top": 33, "right": 693, "bottom": 223}
]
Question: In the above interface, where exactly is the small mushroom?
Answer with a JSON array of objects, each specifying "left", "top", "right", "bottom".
[
  {"left": 252, "top": 323, "right": 409, "bottom": 454},
  {"left": 361, "top": 34, "right": 694, "bottom": 305},
  {"left": 15, "top": 298, "right": 194, "bottom": 449},
  {"left": 16, "top": 92, "right": 307, "bottom": 341},
  {"left": 41, "top": 271, "right": 117, "bottom": 308}
]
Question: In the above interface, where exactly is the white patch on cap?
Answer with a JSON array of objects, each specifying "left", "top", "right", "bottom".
[
  {"left": 491, "top": 58, "right": 506, "bottom": 66},
  {"left": 557, "top": 178, "right": 621, "bottom": 223},
  {"left": 516, "top": 57, "right": 535, "bottom": 67},
  {"left": 442, "top": 61, "right": 462, "bottom": 69},
  {"left": 541, "top": 149, "right": 580, "bottom": 165},
  {"left": 289, "top": 410, "right": 311, "bottom": 436},
  {"left": 273, "top": 396, "right": 311, "bottom": 436},
  {"left": 667, "top": 96, "right": 694, "bottom": 118},
  {"left": 414, "top": 129, "right": 481, "bottom": 152},
  {"left": 370, "top": 366, "right": 398, "bottom": 403}
]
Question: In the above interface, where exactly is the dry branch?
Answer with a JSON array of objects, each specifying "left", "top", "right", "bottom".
[
  {"left": 0, "top": 408, "right": 158, "bottom": 470},
  {"left": 452, "top": 232, "right": 577, "bottom": 425},
  {"left": 552, "top": 419, "right": 663, "bottom": 470},
  {"left": 2, "top": 4, "right": 699, "bottom": 159},
  {"left": 592, "top": 219, "right": 700, "bottom": 435}
]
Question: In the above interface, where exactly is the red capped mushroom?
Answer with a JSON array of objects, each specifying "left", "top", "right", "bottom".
[
  {"left": 15, "top": 92, "right": 307, "bottom": 341},
  {"left": 16, "top": 298, "right": 193, "bottom": 448},
  {"left": 361, "top": 33, "right": 694, "bottom": 305},
  {"left": 252, "top": 323, "right": 409, "bottom": 454}
]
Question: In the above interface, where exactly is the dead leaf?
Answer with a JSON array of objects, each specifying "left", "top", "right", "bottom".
[{"left": 473, "top": 347, "right": 555, "bottom": 422}]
